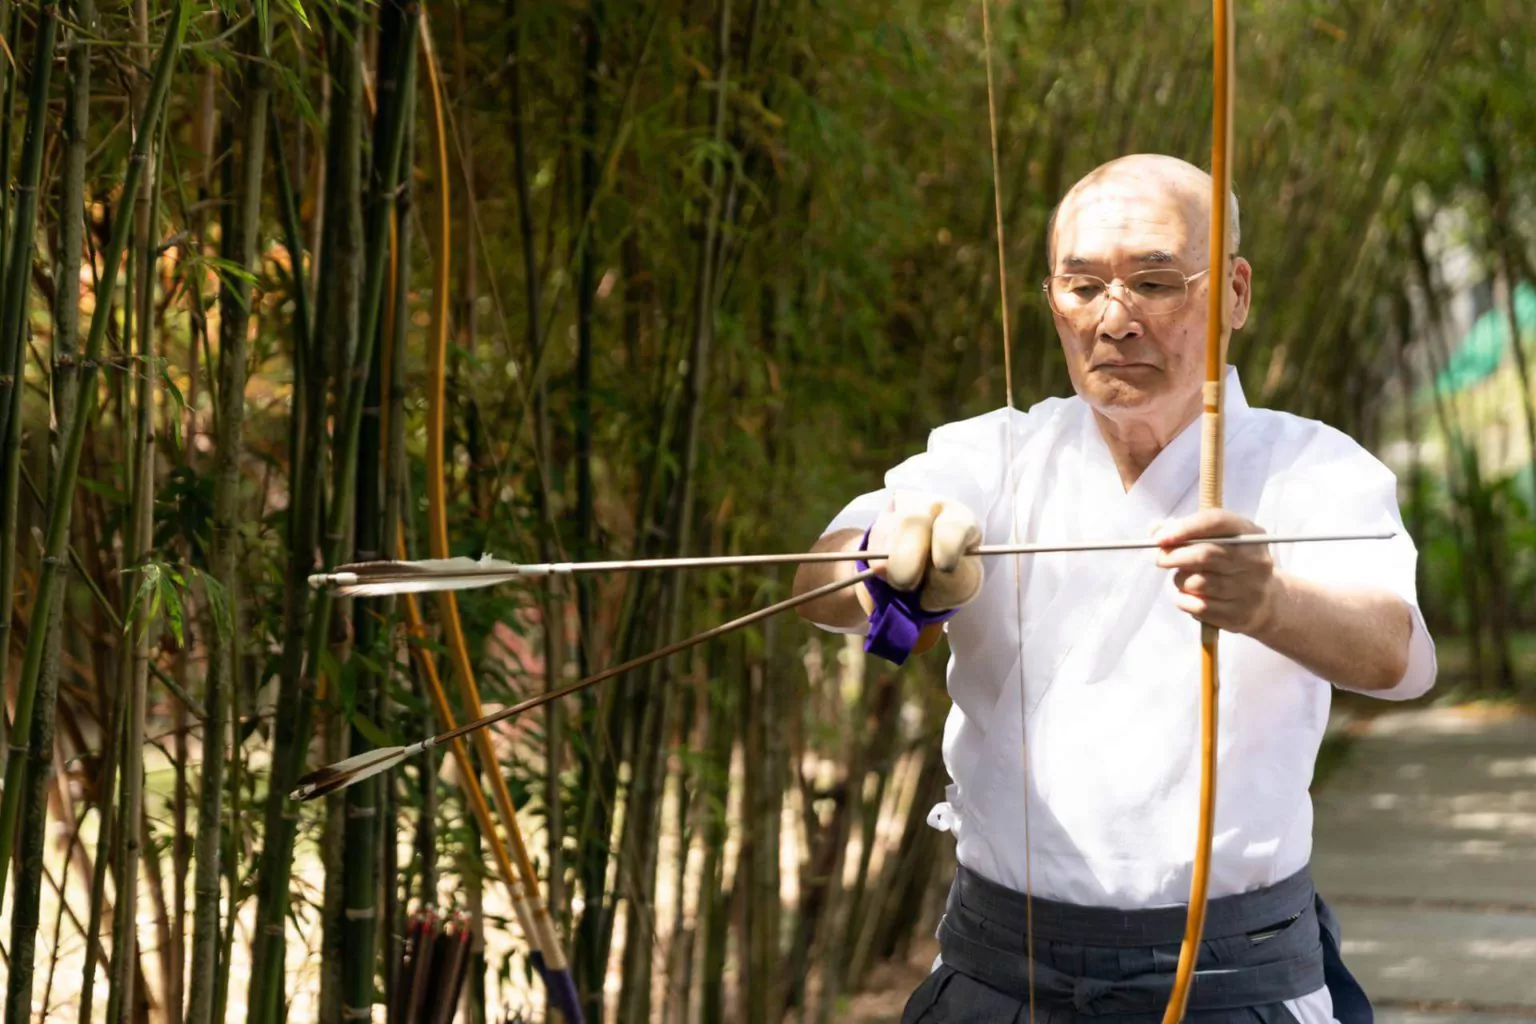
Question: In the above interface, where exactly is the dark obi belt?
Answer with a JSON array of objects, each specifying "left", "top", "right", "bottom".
[{"left": 903, "top": 864, "right": 1372, "bottom": 1023}]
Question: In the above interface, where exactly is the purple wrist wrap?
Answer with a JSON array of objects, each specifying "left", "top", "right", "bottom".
[{"left": 856, "top": 527, "right": 961, "bottom": 666}]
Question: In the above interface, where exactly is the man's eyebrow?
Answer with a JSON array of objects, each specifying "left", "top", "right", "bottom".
[{"left": 1058, "top": 251, "right": 1176, "bottom": 269}]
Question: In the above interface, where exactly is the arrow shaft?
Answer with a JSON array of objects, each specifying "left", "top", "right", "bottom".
[{"left": 313, "top": 529, "right": 1394, "bottom": 589}]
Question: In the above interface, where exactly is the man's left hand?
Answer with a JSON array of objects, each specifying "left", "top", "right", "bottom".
[{"left": 1153, "top": 510, "right": 1276, "bottom": 635}]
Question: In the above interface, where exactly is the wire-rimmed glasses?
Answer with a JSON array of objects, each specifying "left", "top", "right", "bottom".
[{"left": 1042, "top": 267, "right": 1211, "bottom": 320}]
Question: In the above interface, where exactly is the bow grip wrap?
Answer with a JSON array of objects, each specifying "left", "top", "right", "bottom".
[{"left": 855, "top": 527, "right": 961, "bottom": 665}]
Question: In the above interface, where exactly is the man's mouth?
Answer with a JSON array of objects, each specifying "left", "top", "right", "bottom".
[{"left": 1092, "top": 361, "right": 1157, "bottom": 371}]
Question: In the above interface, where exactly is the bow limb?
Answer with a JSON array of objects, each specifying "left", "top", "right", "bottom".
[
  {"left": 1162, "top": 3, "right": 1235, "bottom": 1021},
  {"left": 374, "top": 102, "right": 541, "bottom": 962},
  {"left": 397, "top": 570, "right": 541, "bottom": 942},
  {"left": 419, "top": 17, "right": 579, "bottom": 1019}
]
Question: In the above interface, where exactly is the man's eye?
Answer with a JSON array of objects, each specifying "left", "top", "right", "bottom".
[
  {"left": 1068, "top": 283, "right": 1103, "bottom": 299},
  {"left": 1134, "top": 281, "right": 1172, "bottom": 295}
]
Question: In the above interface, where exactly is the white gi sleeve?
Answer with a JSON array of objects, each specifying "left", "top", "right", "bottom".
[
  {"left": 815, "top": 408, "right": 1027, "bottom": 634},
  {"left": 1278, "top": 432, "right": 1436, "bottom": 701},
  {"left": 823, "top": 407, "right": 1024, "bottom": 537}
]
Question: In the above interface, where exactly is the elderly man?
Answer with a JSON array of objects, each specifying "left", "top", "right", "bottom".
[{"left": 793, "top": 154, "right": 1435, "bottom": 1024}]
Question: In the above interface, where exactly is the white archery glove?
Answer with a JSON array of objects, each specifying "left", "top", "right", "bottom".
[{"left": 861, "top": 491, "right": 984, "bottom": 612}]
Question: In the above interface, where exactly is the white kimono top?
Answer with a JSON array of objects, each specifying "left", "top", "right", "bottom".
[{"left": 823, "top": 369, "right": 1435, "bottom": 1024}]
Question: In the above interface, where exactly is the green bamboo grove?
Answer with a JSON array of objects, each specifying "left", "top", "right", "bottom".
[{"left": 0, "top": 1, "right": 1531, "bottom": 1021}]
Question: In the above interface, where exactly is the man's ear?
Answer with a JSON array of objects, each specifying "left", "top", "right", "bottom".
[{"left": 1229, "top": 257, "right": 1253, "bottom": 330}]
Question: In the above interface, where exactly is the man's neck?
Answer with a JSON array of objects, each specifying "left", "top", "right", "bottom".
[{"left": 1092, "top": 396, "right": 1202, "bottom": 491}]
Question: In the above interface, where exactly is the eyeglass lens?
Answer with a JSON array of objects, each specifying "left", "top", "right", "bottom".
[{"left": 1046, "top": 269, "right": 1192, "bottom": 317}]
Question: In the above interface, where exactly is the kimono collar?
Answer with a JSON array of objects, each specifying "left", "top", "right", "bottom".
[{"left": 1079, "top": 366, "right": 1253, "bottom": 525}]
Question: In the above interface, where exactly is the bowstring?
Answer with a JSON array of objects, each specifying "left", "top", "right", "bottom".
[{"left": 979, "top": 3, "right": 1035, "bottom": 1020}]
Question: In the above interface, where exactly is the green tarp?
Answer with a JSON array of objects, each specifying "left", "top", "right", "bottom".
[{"left": 1434, "top": 280, "right": 1536, "bottom": 394}]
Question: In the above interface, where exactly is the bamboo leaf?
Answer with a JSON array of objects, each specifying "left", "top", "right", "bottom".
[
  {"left": 280, "top": 0, "right": 309, "bottom": 31},
  {"left": 348, "top": 712, "right": 390, "bottom": 750},
  {"left": 196, "top": 567, "right": 236, "bottom": 650},
  {"left": 124, "top": 563, "right": 162, "bottom": 640}
]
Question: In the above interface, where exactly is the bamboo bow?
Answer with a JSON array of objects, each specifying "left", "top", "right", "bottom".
[
  {"left": 422, "top": 23, "right": 581, "bottom": 1021},
  {"left": 1163, "top": 4, "right": 1236, "bottom": 1021}
]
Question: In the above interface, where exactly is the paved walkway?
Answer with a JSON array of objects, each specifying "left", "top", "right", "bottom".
[{"left": 1313, "top": 703, "right": 1536, "bottom": 1023}]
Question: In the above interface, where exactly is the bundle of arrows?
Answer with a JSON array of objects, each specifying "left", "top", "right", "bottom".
[
  {"left": 292, "top": 529, "right": 1393, "bottom": 801},
  {"left": 389, "top": 907, "right": 474, "bottom": 1024}
]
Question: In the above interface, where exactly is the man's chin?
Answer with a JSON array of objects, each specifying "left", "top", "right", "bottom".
[{"left": 1083, "top": 367, "right": 1163, "bottom": 407}]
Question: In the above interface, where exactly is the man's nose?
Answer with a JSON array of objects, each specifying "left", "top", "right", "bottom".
[{"left": 1097, "top": 289, "right": 1143, "bottom": 340}]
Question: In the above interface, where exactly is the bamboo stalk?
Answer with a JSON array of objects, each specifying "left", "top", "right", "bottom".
[
  {"left": 299, "top": 11, "right": 368, "bottom": 1024},
  {"left": 0, "top": 0, "right": 57, "bottom": 465},
  {"left": 0, "top": 0, "right": 13, "bottom": 290},
  {"left": 77, "top": 697, "right": 126, "bottom": 1024},
  {"left": 245, "top": 80, "right": 329, "bottom": 1024},
  {"left": 504, "top": 0, "right": 571, "bottom": 947},
  {"left": 0, "top": 2, "right": 61, "bottom": 859},
  {"left": 379, "top": 34, "right": 415, "bottom": 1022},
  {"left": 38, "top": 757, "right": 77, "bottom": 1021},
  {"left": 341, "top": 3, "right": 418, "bottom": 1016},
  {"left": 16, "top": 0, "right": 94, "bottom": 996},
  {"left": 618, "top": 2, "right": 734, "bottom": 1015},
  {"left": 247, "top": 0, "right": 419, "bottom": 1013},
  {"left": 140, "top": 798, "right": 177, "bottom": 1024},
  {"left": 0, "top": 0, "right": 189, "bottom": 923},
  {"left": 187, "top": 13, "right": 269, "bottom": 1024},
  {"left": 0, "top": 6, "right": 64, "bottom": 1006},
  {"left": 568, "top": 8, "right": 607, "bottom": 999},
  {"left": 110, "top": 14, "right": 167, "bottom": 1014},
  {"left": 0, "top": 2, "right": 19, "bottom": 447}
]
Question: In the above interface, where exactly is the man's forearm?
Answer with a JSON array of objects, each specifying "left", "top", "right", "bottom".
[
  {"left": 792, "top": 528, "right": 869, "bottom": 630},
  {"left": 1250, "top": 571, "right": 1412, "bottom": 692}
]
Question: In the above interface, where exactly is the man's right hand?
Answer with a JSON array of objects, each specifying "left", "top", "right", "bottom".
[
  {"left": 793, "top": 492, "right": 984, "bottom": 633},
  {"left": 863, "top": 492, "right": 984, "bottom": 612}
]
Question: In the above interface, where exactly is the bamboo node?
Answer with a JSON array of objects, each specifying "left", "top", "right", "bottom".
[
  {"left": 341, "top": 1005, "right": 374, "bottom": 1020},
  {"left": 344, "top": 907, "right": 378, "bottom": 921}
]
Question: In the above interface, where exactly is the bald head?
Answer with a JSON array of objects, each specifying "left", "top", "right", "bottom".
[
  {"left": 1043, "top": 153, "right": 1254, "bottom": 442},
  {"left": 1047, "top": 154, "right": 1239, "bottom": 271}
]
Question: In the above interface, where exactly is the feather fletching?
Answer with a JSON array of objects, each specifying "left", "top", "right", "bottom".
[
  {"left": 309, "top": 555, "right": 522, "bottom": 597},
  {"left": 291, "top": 745, "right": 409, "bottom": 801}
]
